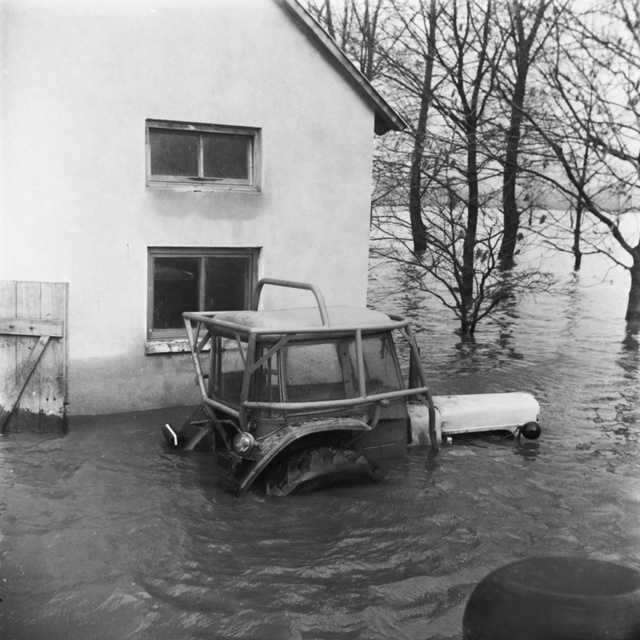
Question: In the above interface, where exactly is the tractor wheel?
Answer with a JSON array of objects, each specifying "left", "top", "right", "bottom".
[{"left": 263, "top": 446, "right": 385, "bottom": 497}]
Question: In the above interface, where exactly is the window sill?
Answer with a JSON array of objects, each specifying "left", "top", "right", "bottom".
[
  {"left": 145, "top": 339, "right": 210, "bottom": 355},
  {"left": 146, "top": 180, "right": 261, "bottom": 194}
]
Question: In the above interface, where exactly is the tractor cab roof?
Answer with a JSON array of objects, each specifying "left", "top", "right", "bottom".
[
  {"left": 212, "top": 306, "right": 394, "bottom": 332},
  {"left": 182, "top": 279, "right": 410, "bottom": 342}
]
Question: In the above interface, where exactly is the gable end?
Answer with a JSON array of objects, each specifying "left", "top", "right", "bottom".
[{"left": 278, "top": 0, "right": 406, "bottom": 134}]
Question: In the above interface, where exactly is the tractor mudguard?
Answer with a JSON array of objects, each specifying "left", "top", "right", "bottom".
[{"left": 224, "top": 416, "right": 374, "bottom": 495}]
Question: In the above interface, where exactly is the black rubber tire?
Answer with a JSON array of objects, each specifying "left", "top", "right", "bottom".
[
  {"left": 463, "top": 557, "right": 640, "bottom": 640},
  {"left": 263, "top": 446, "right": 385, "bottom": 497}
]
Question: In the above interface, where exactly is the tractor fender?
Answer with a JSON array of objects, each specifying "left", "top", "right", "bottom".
[{"left": 234, "top": 416, "right": 373, "bottom": 494}]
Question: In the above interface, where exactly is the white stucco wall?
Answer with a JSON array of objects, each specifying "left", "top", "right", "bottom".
[{"left": 0, "top": 0, "right": 377, "bottom": 414}]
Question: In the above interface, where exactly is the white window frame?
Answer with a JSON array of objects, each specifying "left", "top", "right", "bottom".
[
  {"left": 146, "top": 247, "right": 260, "bottom": 354},
  {"left": 146, "top": 120, "right": 261, "bottom": 192}
]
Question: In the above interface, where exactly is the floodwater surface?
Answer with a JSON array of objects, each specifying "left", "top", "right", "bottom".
[{"left": 1, "top": 253, "right": 639, "bottom": 639}]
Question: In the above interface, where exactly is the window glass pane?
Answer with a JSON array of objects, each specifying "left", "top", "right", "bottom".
[
  {"left": 283, "top": 342, "right": 354, "bottom": 402},
  {"left": 204, "top": 256, "right": 250, "bottom": 311},
  {"left": 202, "top": 133, "right": 249, "bottom": 180},
  {"left": 255, "top": 352, "right": 281, "bottom": 403},
  {"left": 213, "top": 337, "right": 246, "bottom": 405},
  {"left": 153, "top": 257, "right": 199, "bottom": 329},
  {"left": 349, "top": 336, "right": 403, "bottom": 395},
  {"left": 149, "top": 129, "right": 198, "bottom": 176}
]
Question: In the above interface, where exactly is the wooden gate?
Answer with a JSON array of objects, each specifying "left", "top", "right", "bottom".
[{"left": 0, "top": 281, "right": 68, "bottom": 433}]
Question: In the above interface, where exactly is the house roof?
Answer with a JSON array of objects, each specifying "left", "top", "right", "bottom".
[{"left": 279, "top": 0, "right": 407, "bottom": 135}]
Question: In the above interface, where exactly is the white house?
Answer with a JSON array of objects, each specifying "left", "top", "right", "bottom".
[{"left": 0, "top": 0, "right": 404, "bottom": 426}]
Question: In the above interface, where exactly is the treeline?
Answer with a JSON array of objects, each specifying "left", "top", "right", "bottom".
[{"left": 308, "top": 0, "right": 640, "bottom": 334}]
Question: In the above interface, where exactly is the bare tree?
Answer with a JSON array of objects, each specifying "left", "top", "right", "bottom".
[
  {"left": 307, "top": 0, "right": 389, "bottom": 81},
  {"left": 372, "top": 138, "right": 551, "bottom": 334},
  {"left": 525, "top": 0, "right": 640, "bottom": 320},
  {"left": 378, "top": 0, "right": 441, "bottom": 252},
  {"left": 371, "top": 0, "right": 553, "bottom": 334},
  {"left": 497, "top": 0, "right": 555, "bottom": 269},
  {"left": 311, "top": 0, "right": 640, "bottom": 330}
]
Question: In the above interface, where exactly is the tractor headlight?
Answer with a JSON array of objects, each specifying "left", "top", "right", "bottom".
[{"left": 233, "top": 432, "right": 256, "bottom": 455}]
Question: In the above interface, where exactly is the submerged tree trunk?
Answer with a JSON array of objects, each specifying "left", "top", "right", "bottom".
[
  {"left": 408, "top": 68, "right": 430, "bottom": 253},
  {"left": 454, "top": 0, "right": 493, "bottom": 335},
  {"left": 499, "top": 0, "right": 549, "bottom": 269},
  {"left": 461, "top": 126, "right": 480, "bottom": 334},
  {"left": 500, "top": 68, "right": 527, "bottom": 269},
  {"left": 573, "top": 201, "right": 583, "bottom": 271},
  {"left": 408, "top": 0, "right": 437, "bottom": 254},
  {"left": 627, "top": 250, "right": 640, "bottom": 322}
]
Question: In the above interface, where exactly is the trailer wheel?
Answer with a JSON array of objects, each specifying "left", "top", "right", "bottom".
[{"left": 263, "top": 446, "right": 385, "bottom": 497}]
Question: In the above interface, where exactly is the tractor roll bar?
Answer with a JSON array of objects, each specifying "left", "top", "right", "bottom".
[
  {"left": 252, "top": 278, "right": 330, "bottom": 326},
  {"left": 243, "top": 386, "right": 432, "bottom": 413}
]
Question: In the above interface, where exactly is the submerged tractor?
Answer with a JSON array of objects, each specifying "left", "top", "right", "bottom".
[{"left": 162, "top": 279, "right": 541, "bottom": 496}]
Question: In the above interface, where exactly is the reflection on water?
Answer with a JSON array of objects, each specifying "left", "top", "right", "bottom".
[
  {"left": 1, "top": 254, "right": 640, "bottom": 640},
  {"left": 513, "top": 439, "right": 542, "bottom": 461}
]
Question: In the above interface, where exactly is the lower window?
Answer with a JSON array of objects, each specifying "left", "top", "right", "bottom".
[{"left": 148, "top": 247, "right": 259, "bottom": 340}]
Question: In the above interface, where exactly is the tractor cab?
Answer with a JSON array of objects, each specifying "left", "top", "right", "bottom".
[{"left": 162, "top": 278, "right": 540, "bottom": 496}]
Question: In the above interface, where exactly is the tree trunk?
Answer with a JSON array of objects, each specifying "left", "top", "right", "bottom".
[
  {"left": 409, "top": 74, "right": 431, "bottom": 254},
  {"left": 461, "top": 127, "right": 479, "bottom": 334},
  {"left": 499, "top": 0, "right": 549, "bottom": 269},
  {"left": 322, "top": 0, "right": 335, "bottom": 39},
  {"left": 573, "top": 201, "right": 583, "bottom": 271},
  {"left": 408, "top": 0, "right": 436, "bottom": 254},
  {"left": 499, "top": 69, "right": 527, "bottom": 269},
  {"left": 626, "top": 249, "right": 640, "bottom": 322}
]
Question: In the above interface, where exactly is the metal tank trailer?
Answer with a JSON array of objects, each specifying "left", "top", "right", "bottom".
[{"left": 162, "top": 279, "right": 541, "bottom": 496}]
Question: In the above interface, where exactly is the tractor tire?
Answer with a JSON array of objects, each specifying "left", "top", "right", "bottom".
[{"left": 263, "top": 446, "right": 385, "bottom": 497}]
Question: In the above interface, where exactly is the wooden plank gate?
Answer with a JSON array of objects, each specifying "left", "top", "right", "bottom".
[{"left": 0, "top": 280, "right": 68, "bottom": 433}]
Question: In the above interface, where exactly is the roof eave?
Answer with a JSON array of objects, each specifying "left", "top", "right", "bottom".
[{"left": 279, "top": 0, "right": 407, "bottom": 134}]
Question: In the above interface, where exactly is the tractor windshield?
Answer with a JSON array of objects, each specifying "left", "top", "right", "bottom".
[{"left": 254, "top": 334, "right": 403, "bottom": 404}]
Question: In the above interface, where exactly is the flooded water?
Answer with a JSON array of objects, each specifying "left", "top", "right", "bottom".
[{"left": 2, "top": 251, "right": 640, "bottom": 639}]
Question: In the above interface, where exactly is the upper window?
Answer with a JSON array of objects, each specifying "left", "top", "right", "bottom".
[
  {"left": 147, "top": 247, "right": 260, "bottom": 341},
  {"left": 146, "top": 120, "right": 260, "bottom": 191}
]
